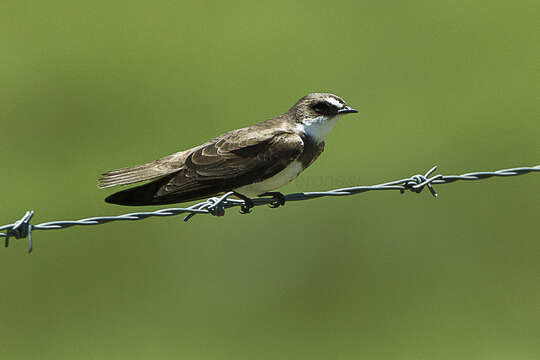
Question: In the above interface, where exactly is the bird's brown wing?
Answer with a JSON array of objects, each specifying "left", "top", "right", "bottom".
[
  {"left": 157, "top": 132, "right": 304, "bottom": 199},
  {"left": 104, "top": 130, "right": 304, "bottom": 205},
  {"left": 98, "top": 153, "right": 186, "bottom": 189}
]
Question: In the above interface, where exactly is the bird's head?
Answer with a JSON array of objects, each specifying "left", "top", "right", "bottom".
[{"left": 290, "top": 93, "right": 358, "bottom": 142}]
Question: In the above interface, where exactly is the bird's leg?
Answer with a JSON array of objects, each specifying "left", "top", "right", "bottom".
[
  {"left": 259, "top": 192, "right": 286, "bottom": 208},
  {"left": 232, "top": 192, "right": 255, "bottom": 214}
]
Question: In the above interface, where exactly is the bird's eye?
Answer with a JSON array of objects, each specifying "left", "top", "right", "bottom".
[{"left": 312, "top": 102, "right": 332, "bottom": 114}]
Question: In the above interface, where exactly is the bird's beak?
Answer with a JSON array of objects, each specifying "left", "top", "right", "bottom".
[{"left": 337, "top": 105, "right": 358, "bottom": 114}]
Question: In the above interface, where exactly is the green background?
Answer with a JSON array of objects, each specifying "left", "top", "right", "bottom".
[{"left": 1, "top": 1, "right": 539, "bottom": 359}]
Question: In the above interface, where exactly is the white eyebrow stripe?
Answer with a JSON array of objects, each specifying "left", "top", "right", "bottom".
[{"left": 325, "top": 97, "right": 343, "bottom": 108}]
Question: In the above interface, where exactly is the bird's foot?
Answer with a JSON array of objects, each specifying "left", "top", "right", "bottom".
[
  {"left": 232, "top": 192, "right": 255, "bottom": 214},
  {"left": 259, "top": 192, "right": 286, "bottom": 208}
]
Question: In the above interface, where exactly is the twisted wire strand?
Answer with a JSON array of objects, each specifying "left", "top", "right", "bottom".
[{"left": 1, "top": 164, "right": 539, "bottom": 253}]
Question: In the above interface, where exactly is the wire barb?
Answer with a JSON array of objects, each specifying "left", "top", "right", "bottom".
[
  {"left": 3, "top": 210, "right": 34, "bottom": 253},
  {"left": 400, "top": 165, "right": 442, "bottom": 197},
  {"left": 1, "top": 164, "right": 539, "bottom": 253}
]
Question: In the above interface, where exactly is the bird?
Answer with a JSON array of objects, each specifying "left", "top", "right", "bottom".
[{"left": 98, "top": 93, "right": 358, "bottom": 212}]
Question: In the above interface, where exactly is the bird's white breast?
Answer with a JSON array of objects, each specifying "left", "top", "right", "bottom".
[{"left": 234, "top": 160, "right": 304, "bottom": 196}]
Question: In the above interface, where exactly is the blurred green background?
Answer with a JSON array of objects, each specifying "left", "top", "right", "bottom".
[{"left": 1, "top": 0, "right": 539, "bottom": 359}]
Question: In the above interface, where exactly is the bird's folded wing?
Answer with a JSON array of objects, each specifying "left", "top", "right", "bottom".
[
  {"left": 97, "top": 152, "right": 188, "bottom": 188},
  {"left": 155, "top": 131, "right": 304, "bottom": 198}
]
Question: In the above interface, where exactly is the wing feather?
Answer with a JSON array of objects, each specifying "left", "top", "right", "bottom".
[
  {"left": 97, "top": 152, "right": 189, "bottom": 188},
  {"left": 152, "top": 132, "right": 304, "bottom": 202}
]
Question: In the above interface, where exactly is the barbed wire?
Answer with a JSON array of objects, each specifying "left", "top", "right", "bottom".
[{"left": 1, "top": 164, "right": 539, "bottom": 253}]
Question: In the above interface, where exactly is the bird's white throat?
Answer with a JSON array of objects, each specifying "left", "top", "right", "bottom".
[{"left": 298, "top": 115, "right": 340, "bottom": 143}]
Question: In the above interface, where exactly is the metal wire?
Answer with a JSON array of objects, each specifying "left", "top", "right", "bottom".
[{"left": 1, "top": 164, "right": 539, "bottom": 253}]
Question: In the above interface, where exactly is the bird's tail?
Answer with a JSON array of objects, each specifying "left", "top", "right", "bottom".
[
  {"left": 103, "top": 173, "right": 212, "bottom": 206},
  {"left": 104, "top": 180, "right": 167, "bottom": 205}
]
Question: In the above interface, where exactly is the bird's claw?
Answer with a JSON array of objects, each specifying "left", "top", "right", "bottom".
[
  {"left": 239, "top": 198, "right": 254, "bottom": 214},
  {"left": 232, "top": 192, "right": 255, "bottom": 214},
  {"left": 260, "top": 192, "right": 286, "bottom": 208}
]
